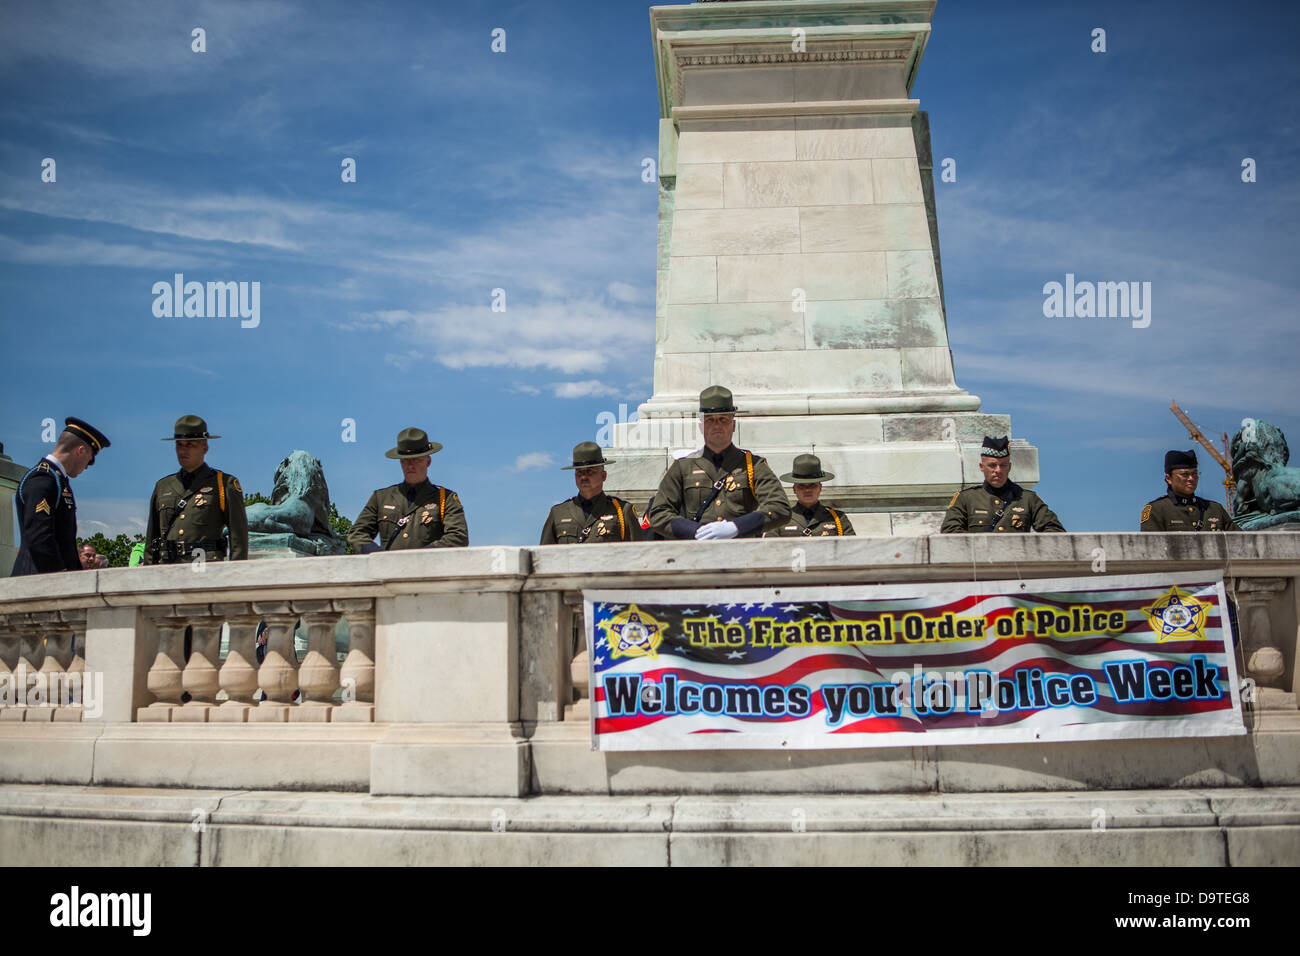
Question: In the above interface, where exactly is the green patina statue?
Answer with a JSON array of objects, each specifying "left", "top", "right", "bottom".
[
  {"left": 246, "top": 450, "right": 347, "bottom": 556},
  {"left": 1230, "top": 420, "right": 1300, "bottom": 530}
]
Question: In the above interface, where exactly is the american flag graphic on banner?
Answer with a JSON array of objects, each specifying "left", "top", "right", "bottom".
[{"left": 584, "top": 571, "right": 1244, "bottom": 751}]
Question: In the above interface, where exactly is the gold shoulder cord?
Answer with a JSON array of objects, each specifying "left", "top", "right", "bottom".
[
  {"left": 745, "top": 451, "right": 754, "bottom": 495},
  {"left": 830, "top": 509, "right": 843, "bottom": 536},
  {"left": 610, "top": 497, "right": 626, "bottom": 540},
  {"left": 439, "top": 487, "right": 446, "bottom": 521},
  {"left": 217, "top": 472, "right": 227, "bottom": 512}
]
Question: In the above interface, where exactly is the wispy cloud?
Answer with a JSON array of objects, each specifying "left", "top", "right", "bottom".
[
  {"left": 550, "top": 380, "right": 621, "bottom": 399},
  {"left": 511, "top": 451, "right": 556, "bottom": 472}
]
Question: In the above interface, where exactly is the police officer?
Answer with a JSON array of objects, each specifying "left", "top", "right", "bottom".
[
  {"left": 1141, "top": 449, "right": 1237, "bottom": 531},
  {"left": 145, "top": 415, "right": 248, "bottom": 563},
  {"left": 540, "top": 442, "right": 641, "bottom": 544},
  {"left": 12, "top": 417, "right": 110, "bottom": 575},
  {"left": 941, "top": 435, "right": 1064, "bottom": 533},
  {"left": 766, "top": 453, "right": 855, "bottom": 537},
  {"left": 348, "top": 427, "right": 468, "bottom": 552},
  {"left": 648, "top": 386, "right": 791, "bottom": 540}
]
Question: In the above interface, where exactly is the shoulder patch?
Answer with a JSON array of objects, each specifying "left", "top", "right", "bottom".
[
  {"left": 947, "top": 491, "right": 960, "bottom": 509},
  {"left": 1141, "top": 504, "right": 1152, "bottom": 523},
  {"left": 230, "top": 477, "right": 242, "bottom": 494}
]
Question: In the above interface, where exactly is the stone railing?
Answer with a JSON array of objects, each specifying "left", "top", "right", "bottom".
[{"left": 0, "top": 534, "right": 1296, "bottom": 796}]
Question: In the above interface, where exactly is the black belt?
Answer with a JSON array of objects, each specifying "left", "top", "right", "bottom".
[{"left": 158, "top": 539, "right": 227, "bottom": 562}]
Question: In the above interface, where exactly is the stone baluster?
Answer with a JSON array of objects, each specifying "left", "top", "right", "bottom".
[
  {"left": 29, "top": 611, "right": 74, "bottom": 721},
  {"left": 335, "top": 599, "right": 375, "bottom": 722},
  {"left": 3, "top": 616, "right": 46, "bottom": 721},
  {"left": 293, "top": 600, "right": 341, "bottom": 721},
  {"left": 1233, "top": 577, "right": 1295, "bottom": 709},
  {"left": 251, "top": 602, "right": 299, "bottom": 721},
  {"left": 0, "top": 616, "right": 17, "bottom": 717},
  {"left": 47, "top": 610, "right": 87, "bottom": 721},
  {"left": 213, "top": 604, "right": 261, "bottom": 722},
  {"left": 65, "top": 612, "right": 87, "bottom": 709},
  {"left": 177, "top": 607, "right": 223, "bottom": 721},
  {"left": 139, "top": 608, "right": 189, "bottom": 721}
]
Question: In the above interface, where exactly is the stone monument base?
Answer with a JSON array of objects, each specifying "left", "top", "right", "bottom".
[{"left": 248, "top": 533, "right": 346, "bottom": 559}]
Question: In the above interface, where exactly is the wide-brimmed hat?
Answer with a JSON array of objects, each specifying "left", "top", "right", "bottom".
[
  {"left": 162, "top": 415, "right": 220, "bottom": 441},
  {"left": 780, "top": 453, "right": 835, "bottom": 484},
  {"left": 385, "top": 427, "right": 443, "bottom": 459},
  {"left": 64, "top": 417, "right": 110, "bottom": 462},
  {"left": 561, "top": 441, "right": 615, "bottom": 470},
  {"left": 699, "top": 385, "right": 746, "bottom": 416}
]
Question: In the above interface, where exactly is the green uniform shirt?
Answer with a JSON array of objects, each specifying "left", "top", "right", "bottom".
[
  {"left": 1141, "top": 493, "right": 1237, "bottom": 531},
  {"left": 539, "top": 493, "right": 642, "bottom": 544},
  {"left": 145, "top": 464, "right": 248, "bottom": 563},
  {"left": 940, "top": 481, "right": 1065, "bottom": 533},
  {"left": 765, "top": 502, "right": 856, "bottom": 537},
  {"left": 348, "top": 480, "right": 468, "bottom": 551},
  {"left": 649, "top": 445, "right": 791, "bottom": 539}
]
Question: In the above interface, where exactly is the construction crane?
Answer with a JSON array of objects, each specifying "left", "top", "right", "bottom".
[{"left": 1169, "top": 401, "right": 1235, "bottom": 511}]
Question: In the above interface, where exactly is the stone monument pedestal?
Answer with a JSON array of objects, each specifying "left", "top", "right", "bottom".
[{"left": 603, "top": 0, "right": 1040, "bottom": 533}]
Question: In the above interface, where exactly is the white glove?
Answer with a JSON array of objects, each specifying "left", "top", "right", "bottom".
[{"left": 695, "top": 520, "right": 739, "bottom": 540}]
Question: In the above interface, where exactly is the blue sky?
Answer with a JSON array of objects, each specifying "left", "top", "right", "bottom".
[{"left": 1, "top": 0, "right": 1296, "bottom": 545}]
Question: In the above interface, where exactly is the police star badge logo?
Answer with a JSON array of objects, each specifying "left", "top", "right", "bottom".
[
  {"left": 1141, "top": 586, "right": 1212, "bottom": 642},
  {"left": 601, "top": 604, "right": 666, "bottom": 660}
]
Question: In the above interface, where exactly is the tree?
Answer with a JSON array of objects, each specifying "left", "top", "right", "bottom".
[{"left": 329, "top": 503, "right": 355, "bottom": 554}]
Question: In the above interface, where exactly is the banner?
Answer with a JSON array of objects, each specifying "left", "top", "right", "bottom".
[{"left": 584, "top": 572, "right": 1244, "bottom": 751}]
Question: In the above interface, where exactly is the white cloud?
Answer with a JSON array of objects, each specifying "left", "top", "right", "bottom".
[
  {"left": 383, "top": 350, "right": 421, "bottom": 370},
  {"left": 606, "top": 281, "right": 643, "bottom": 304},
  {"left": 550, "top": 380, "right": 620, "bottom": 399},
  {"left": 0, "top": 234, "right": 218, "bottom": 270},
  {"left": 512, "top": 451, "right": 556, "bottom": 472},
  {"left": 356, "top": 299, "right": 652, "bottom": 373}
]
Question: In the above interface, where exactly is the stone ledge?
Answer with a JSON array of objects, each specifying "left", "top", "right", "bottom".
[
  {"left": 7, "top": 785, "right": 1293, "bottom": 833},
  {"left": 2, "top": 784, "right": 1296, "bottom": 866},
  {"left": 7, "top": 536, "right": 1294, "bottom": 615}
]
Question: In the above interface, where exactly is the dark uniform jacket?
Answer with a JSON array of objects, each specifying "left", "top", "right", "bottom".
[
  {"left": 12, "top": 458, "right": 79, "bottom": 575},
  {"left": 649, "top": 445, "right": 791, "bottom": 539},
  {"left": 1141, "top": 493, "right": 1237, "bottom": 531},
  {"left": 145, "top": 464, "right": 248, "bottom": 563},
  {"left": 766, "top": 502, "right": 856, "bottom": 537},
  {"left": 540, "top": 493, "right": 641, "bottom": 544},
  {"left": 348, "top": 480, "right": 468, "bottom": 551},
  {"left": 940, "top": 481, "right": 1065, "bottom": 533}
]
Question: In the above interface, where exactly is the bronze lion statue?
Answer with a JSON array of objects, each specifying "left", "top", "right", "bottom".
[
  {"left": 1230, "top": 420, "right": 1300, "bottom": 530},
  {"left": 246, "top": 450, "right": 346, "bottom": 553}
]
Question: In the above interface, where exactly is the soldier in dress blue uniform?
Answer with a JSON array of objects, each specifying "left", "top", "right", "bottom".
[{"left": 12, "top": 417, "right": 110, "bottom": 576}]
